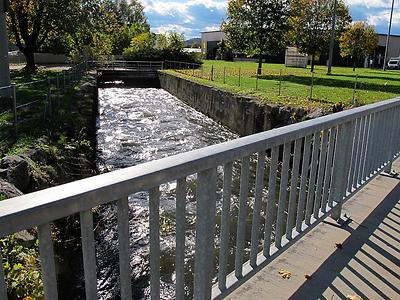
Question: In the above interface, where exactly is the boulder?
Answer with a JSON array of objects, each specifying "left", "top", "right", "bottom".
[
  {"left": 0, "top": 179, "right": 23, "bottom": 199},
  {"left": 0, "top": 155, "right": 30, "bottom": 192}
]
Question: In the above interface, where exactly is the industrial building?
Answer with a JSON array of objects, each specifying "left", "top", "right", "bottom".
[{"left": 201, "top": 30, "right": 400, "bottom": 69}]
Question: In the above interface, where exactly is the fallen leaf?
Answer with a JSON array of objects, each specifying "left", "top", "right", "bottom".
[
  {"left": 346, "top": 295, "right": 362, "bottom": 300},
  {"left": 278, "top": 269, "right": 292, "bottom": 279},
  {"left": 304, "top": 273, "right": 312, "bottom": 280}
]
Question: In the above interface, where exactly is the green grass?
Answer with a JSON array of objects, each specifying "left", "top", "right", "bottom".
[
  {"left": 168, "top": 60, "right": 400, "bottom": 109},
  {"left": 0, "top": 67, "right": 84, "bottom": 157}
]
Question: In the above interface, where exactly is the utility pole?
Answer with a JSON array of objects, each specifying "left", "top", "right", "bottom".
[
  {"left": 383, "top": 0, "right": 395, "bottom": 71},
  {"left": 327, "top": 0, "right": 338, "bottom": 75},
  {"left": 0, "top": 0, "right": 11, "bottom": 95}
]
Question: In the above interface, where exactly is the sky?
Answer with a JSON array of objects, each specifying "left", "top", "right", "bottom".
[{"left": 140, "top": 0, "right": 400, "bottom": 39}]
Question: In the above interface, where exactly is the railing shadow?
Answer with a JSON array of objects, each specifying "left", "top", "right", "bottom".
[{"left": 289, "top": 182, "right": 400, "bottom": 299}]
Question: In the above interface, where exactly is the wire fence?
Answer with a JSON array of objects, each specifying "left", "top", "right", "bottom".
[
  {"left": 165, "top": 61, "right": 397, "bottom": 107},
  {"left": 0, "top": 62, "right": 88, "bottom": 146}
]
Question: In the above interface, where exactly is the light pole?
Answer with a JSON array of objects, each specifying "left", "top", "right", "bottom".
[
  {"left": 327, "top": 0, "right": 338, "bottom": 75},
  {"left": 383, "top": 0, "right": 395, "bottom": 71},
  {"left": 0, "top": 0, "right": 11, "bottom": 95}
]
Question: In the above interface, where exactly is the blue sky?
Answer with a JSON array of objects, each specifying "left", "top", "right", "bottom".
[{"left": 141, "top": 0, "right": 400, "bottom": 38}]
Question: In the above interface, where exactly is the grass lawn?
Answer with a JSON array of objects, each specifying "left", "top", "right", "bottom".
[
  {"left": 167, "top": 60, "right": 400, "bottom": 109},
  {"left": 0, "top": 67, "right": 83, "bottom": 156}
]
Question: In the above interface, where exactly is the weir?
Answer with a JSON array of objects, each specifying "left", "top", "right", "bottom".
[{"left": 0, "top": 61, "right": 399, "bottom": 300}]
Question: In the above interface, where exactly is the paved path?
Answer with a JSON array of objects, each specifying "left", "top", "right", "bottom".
[{"left": 229, "top": 160, "right": 400, "bottom": 300}]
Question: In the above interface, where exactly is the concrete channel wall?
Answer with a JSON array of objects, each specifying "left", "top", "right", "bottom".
[{"left": 158, "top": 72, "right": 308, "bottom": 136}]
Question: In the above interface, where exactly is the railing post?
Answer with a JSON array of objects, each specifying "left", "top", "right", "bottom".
[
  {"left": 194, "top": 167, "right": 217, "bottom": 300},
  {"left": 330, "top": 121, "right": 354, "bottom": 220}
]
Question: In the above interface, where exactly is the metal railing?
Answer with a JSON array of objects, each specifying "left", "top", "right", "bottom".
[
  {"left": 0, "top": 61, "right": 88, "bottom": 137},
  {"left": 0, "top": 95, "right": 399, "bottom": 299},
  {"left": 91, "top": 60, "right": 164, "bottom": 71}
]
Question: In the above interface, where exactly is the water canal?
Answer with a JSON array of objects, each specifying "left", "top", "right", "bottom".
[{"left": 95, "top": 86, "right": 244, "bottom": 299}]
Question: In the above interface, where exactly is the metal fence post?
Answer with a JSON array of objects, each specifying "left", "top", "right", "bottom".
[
  {"left": 47, "top": 77, "right": 52, "bottom": 118},
  {"left": 256, "top": 73, "right": 259, "bottom": 90},
  {"left": 210, "top": 65, "right": 214, "bottom": 81},
  {"left": 223, "top": 67, "right": 226, "bottom": 84},
  {"left": 278, "top": 69, "right": 282, "bottom": 96},
  {"left": 12, "top": 84, "right": 17, "bottom": 135}
]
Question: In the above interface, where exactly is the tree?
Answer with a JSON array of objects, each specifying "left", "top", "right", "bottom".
[
  {"left": 123, "top": 32, "right": 155, "bottom": 56},
  {"left": 339, "top": 21, "right": 378, "bottom": 71},
  {"left": 222, "top": 0, "right": 290, "bottom": 74},
  {"left": 7, "top": 0, "right": 69, "bottom": 71},
  {"left": 288, "top": 0, "right": 351, "bottom": 72}
]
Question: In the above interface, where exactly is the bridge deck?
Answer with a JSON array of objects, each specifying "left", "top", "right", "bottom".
[{"left": 229, "top": 159, "right": 400, "bottom": 300}]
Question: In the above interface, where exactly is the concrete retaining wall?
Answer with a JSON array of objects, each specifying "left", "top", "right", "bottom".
[{"left": 159, "top": 72, "right": 308, "bottom": 136}]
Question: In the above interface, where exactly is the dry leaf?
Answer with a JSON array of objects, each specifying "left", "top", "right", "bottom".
[
  {"left": 304, "top": 273, "right": 312, "bottom": 280},
  {"left": 346, "top": 295, "right": 362, "bottom": 300},
  {"left": 278, "top": 269, "right": 292, "bottom": 279}
]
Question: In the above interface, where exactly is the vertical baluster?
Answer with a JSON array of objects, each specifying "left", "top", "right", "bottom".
[
  {"left": 250, "top": 152, "right": 266, "bottom": 268},
  {"left": 347, "top": 118, "right": 360, "bottom": 193},
  {"left": 0, "top": 248, "right": 6, "bottom": 300},
  {"left": 218, "top": 162, "right": 233, "bottom": 291},
  {"left": 321, "top": 127, "right": 337, "bottom": 213},
  {"left": 365, "top": 113, "right": 377, "bottom": 177},
  {"left": 194, "top": 168, "right": 217, "bottom": 299},
  {"left": 374, "top": 111, "right": 385, "bottom": 171},
  {"left": 80, "top": 210, "right": 97, "bottom": 300},
  {"left": 149, "top": 187, "right": 161, "bottom": 300},
  {"left": 360, "top": 114, "right": 372, "bottom": 183},
  {"left": 352, "top": 117, "right": 365, "bottom": 189},
  {"left": 330, "top": 121, "right": 355, "bottom": 220},
  {"left": 275, "top": 143, "right": 291, "bottom": 247},
  {"left": 263, "top": 146, "right": 279, "bottom": 257},
  {"left": 356, "top": 116, "right": 368, "bottom": 186},
  {"left": 296, "top": 135, "right": 312, "bottom": 232},
  {"left": 117, "top": 197, "right": 132, "bottom": 299},
  {"left": 348, "top": 118, "right": 363, "bottom": 193},
  {"left": 175, "top": 178, "right": 187, "bottom": 300},
  {"left": 38, "top": 223, "right": 58, "bottom": 300},
  {"left": 384, "top": 108, "right": 396, "bottom": 172},
  {"left": 235, "top": 156, "right": 251, "bottom": 278},
  {"left": 313, "top": 129, "right": 329, "bottom": 218},
  {"left": 305, "top": 133, "right": 321, "bottom": 225},
  {"left": 286, "top": 139, "right": 302, "bottom": 239}
]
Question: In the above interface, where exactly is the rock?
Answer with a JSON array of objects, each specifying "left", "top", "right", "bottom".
[
  {"left": 306, "top": 107, "right": 326, "bottom": 119},
  {"left": 0, "top": 179, "right": 23, "bottom": 199},
  {"left": 15, "top": 230, "right": 36, "bottom": 248},
  {"left": 21, "top": 148, "right": 47, "bottom": 164},
  {"left": 0, "top": 155, "right": 30, "bottom": 192}
]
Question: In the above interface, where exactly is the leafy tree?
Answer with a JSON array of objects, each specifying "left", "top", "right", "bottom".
[
  {"left": 288, "top": 0, "right": 351, "bottom": 72},
  {"left": 339, "top": 22, "right": 378, "bottom": 71},
  {"left": 7, "top": 0, "right": 70, "bottom": 72},
  {"left": 222, "top": 0, "right": 290, "bottom": 74},
  {"left": 123, "top": 32, "right": 155, "bottom": 56}
]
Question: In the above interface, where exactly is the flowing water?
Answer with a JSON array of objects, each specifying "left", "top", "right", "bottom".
[{"left": 96, "top": 87, "right": 242, "bottom": 299}]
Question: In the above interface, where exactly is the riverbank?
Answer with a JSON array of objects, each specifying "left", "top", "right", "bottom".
[{"left": 0, "top": 73, "right": 98, "bottom": 299}]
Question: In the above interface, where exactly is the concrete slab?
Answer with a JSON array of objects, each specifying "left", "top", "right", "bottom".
[{"left": 228, "top": 160, "right": 400, "bottom": 300}]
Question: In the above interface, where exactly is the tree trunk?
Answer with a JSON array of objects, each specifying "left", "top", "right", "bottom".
[
  {"left": 24, "top": 51, "right": 36, "bottom": 73},
  {"left": 258, "top": 54, "right": 263, "bottom": 75},
  {"left": 310, "top": 52, "right": 316, "bottom": 72}
]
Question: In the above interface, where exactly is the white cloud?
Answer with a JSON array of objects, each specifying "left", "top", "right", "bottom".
[
  {"left": 203, "top": 25, "right": 221, "bottom": 32},
  {"left": 367, "top": 10, "right": 400, "bottom": 26},
  {"left": 344, "top": 0, "right": 392, "bottom": 8},
  {"left": 152, "top": 24, "right": 195, "bottom": 35},
  {"left": 142, "top": 0, "right": 227, "bottom": 23}
]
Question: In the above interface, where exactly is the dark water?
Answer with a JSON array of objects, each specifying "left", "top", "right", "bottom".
[{"left": 96, "top": 87, "right": 241, "bottom": 299}]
